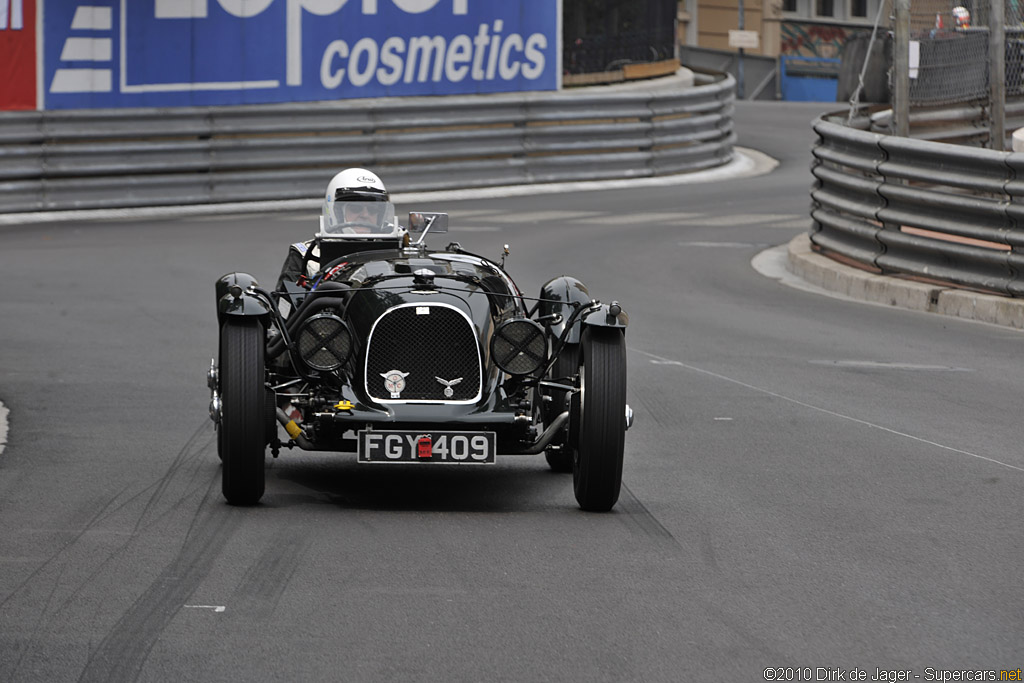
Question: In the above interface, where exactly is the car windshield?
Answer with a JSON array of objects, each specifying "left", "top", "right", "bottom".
[{"left": 322, "top": 200, "right": 399, "bottom": 237}]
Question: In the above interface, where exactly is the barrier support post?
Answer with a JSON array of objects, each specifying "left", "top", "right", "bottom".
[
  {"left": 989, "top": 0, "right": 1006, "bottom": 151},
  {"left": 893, "top": 0, "right": 910, "bottom": 138}
]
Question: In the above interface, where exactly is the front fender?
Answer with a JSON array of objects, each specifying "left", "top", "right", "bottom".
[
  {"left": 538, "top": 276, "right": 591, "bottom": 344},
  {"left": 582, "top": 302, "right": 628, "bottom": 330},
  {"left": 216, "top": 272, "right": 271, "bottom": 323}
]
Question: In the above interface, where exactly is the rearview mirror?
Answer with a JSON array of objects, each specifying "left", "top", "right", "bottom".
[{"left": 408, "top": 212, "right": 449, "bottom": 234}]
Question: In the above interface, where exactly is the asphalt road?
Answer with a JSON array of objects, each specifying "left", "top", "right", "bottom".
[{"left": 1, "top": 100, "right": 1022, "bottom": 682}]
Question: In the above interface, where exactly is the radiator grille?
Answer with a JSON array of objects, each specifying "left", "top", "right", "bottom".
[{"left": 365, "top": 304, "right": 481, "bottom": 402}]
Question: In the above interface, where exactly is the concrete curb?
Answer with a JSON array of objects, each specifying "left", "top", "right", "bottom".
[{"left": 786, "top": 233, "right": 1024, "bottom": 330}]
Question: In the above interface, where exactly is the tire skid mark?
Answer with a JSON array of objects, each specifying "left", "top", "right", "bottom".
[
  {"left": 0, "top": 483, "right": 132, "bottom": 613},
  {"left": 48, "top": 427, "right": 215, "bottom": 621},
  {"left": 232, "top": 528, "right": 311, "bottom": 621},
  {"left": 1, "top": 420, "right": 218, "bottom": 682},
  {"left": 6, "top": 559, "right": 69, "bottom": 681},
  {"left": 616, "top": 483, "right": 679, "bottom": 547},
  {"left": 131, "top": 420, "right": 212, "bottom": 534},
  {"left": 77, "top": 478, "right": 239, "bottom": 683},
  {"left": 83, "top": 419, "right": 211, "bottom": 534},
  {"left": 0, "top": 486, "right": 131, "bottom": 683}
]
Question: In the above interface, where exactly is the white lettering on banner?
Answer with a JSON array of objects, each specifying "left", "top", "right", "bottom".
[
  {"left": 485, "top": 19, "right": 502, "bottom": 80},
  {"left": 445, "top": 34, "right": 472, "bottom": 81},
  {"left": 406, "top": 35, "right": 445, "bottom": 83},
  {"left": 71, "top": 6, "right": 112, "bottom": 30},
  {"left": 349, "top": 37, "right": 377, "bottom": 86},
  {"left": 521, "top": 33, "right": 546, "bottom": 79},
  {"left": 1, "top": 0, "right": 24, "bottom": 31},
  {"left": 318, "top": 24, "right": 547, "bottom": 90},
  {"left": 218, "top": 0, "right": 276, "bottom": 17},
  {"left": 320, "top": 40, "right": 348, "bottom": 88},
  {"left": 155, "top": 0, "right": 208, "bottom": 18},
  {"left": 393, "top": 0, "right": 467, "bottom": 14},
  {"left": 288, "top": 0, "right": 472, "bottom": 85},
  {"left": 499, "top": 33, "right": 523, "bottom": 79},
  {"left": 379, "top": 36, "right": 405, "bottom": 85}
]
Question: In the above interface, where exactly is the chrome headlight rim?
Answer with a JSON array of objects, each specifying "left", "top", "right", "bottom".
[
  {"left": 491, "top": 318, "right": 548, "bottom": 376},
  {"left": 296, "top": 313, "right": 353, "bottom": 372}
]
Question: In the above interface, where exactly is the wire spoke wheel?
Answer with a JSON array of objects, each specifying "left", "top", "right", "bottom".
[
  {"left": 219, "top": 318, "right": 267, "bottom": 505},
  {"left": 573, "top": 327, "right": 627, "bottom": 512}
]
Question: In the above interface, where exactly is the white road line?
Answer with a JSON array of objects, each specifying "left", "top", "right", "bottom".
[
  {"left": 446, "top": 210, "right": 504, "bottom": 219},
  {"left": 472, "top": 210, "right": 601, "bottom": 223},
  {"left": 809, "top": 360, "right": 972, "bottom": 371},
  {"left": 633, "top": 348, "right": 1024, "bottom": 474},
  {"left": 0, "top": 401, "right": 7, "bottom": 458},
  {"left": 762, "top": 217, "right": 813, "bottom": 230},
  {"left": 573, "top": 212, "right": 705, "bottom": 225},
  {"left": 679, "top": 241, "right": 772, "bottom": 248},
  {"left": 184, "top": 605, "right": 226, "bottom": 612},
  {"left": 180, "top": 213, "right": 269, "bottom": 223},
  {"left": 671, "top": 213, "right": 799, "bottom": 227}
]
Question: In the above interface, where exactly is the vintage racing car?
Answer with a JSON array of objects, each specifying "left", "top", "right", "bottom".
[{"left": 208, "top": 199, "right": 632, "bottom": 511}]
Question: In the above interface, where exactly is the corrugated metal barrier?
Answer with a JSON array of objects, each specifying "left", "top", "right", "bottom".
[
  {"left": 811, "top": 112, "right": 1024, "bottom": 296},
  {"left": 0, "top": 73, "right": 736, "bottom": 214}
]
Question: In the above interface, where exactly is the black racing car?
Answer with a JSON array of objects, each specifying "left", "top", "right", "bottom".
[{"left": 208, "top": 211, "right": 631, "bottom": 510}]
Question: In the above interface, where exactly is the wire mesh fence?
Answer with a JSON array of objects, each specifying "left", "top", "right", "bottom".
[
  {"left": 562, "top": 0, "right": 677, "bottom": 74},
  {"left": 900, "top": 0, "right": 990, "bottom": 104},
  {"left": 892, "top": 0, "right": 1024, "bottom": 105},
  {"left": 1008, "top": 0, "right": 1024, "bottom": 96}
]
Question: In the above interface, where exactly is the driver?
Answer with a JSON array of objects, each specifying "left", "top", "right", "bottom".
[{"left": 276, "top": 168, "right": 395, "bottom": 290}]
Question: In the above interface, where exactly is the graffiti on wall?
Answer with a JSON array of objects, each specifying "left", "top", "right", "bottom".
[{"left": 781, "top": 22, "right": 848, "bottom": 58}]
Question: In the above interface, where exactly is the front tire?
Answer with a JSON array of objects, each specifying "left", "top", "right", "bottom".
[
  {"left": 573, "top": 327, "right": 627, "bottom": 512},
  {"left": 219, "top": 318, "right": 267, "bottom": 505}
]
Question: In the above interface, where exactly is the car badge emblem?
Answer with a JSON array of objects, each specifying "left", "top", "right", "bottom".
[
  {"left": 435, "top": 376, "right": 463, "bottom": 398},
  {"left": 380, "top": 370, "right": 410, "bottom": 398}
]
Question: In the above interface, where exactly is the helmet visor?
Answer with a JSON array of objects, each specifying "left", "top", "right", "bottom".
[{"left": 323, "top": 200, "right": 398, "bottom": 236}]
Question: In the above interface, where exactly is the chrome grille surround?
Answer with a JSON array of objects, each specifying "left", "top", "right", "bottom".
[{"left": 364, "top": 303, "right": 483, "bottom": 404}]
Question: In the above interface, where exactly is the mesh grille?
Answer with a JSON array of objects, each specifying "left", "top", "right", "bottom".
[
  {"left": 297, "top": 315, "right": 351, "bottom": 371},
  {"left": 365, "top": 305, "right": 481, "bottom": 402},
  {"left": 492, "top": 320, "right": 546, "bottom": 375}
]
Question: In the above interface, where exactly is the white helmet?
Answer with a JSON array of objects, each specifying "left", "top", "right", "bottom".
[{"left": 320, "top": 168, "right": 397, "bottom": 236}]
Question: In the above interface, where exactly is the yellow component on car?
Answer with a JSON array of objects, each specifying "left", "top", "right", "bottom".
[
  {"left": 335, "top": 400, "right": 355, "bottom": 412},
  {"left": 285, "top": 421, "right": 303, "bottom": 439}
]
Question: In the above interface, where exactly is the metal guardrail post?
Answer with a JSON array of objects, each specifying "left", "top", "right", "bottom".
[
  {"left": 989, "top": 0, "right": 1006, "bottom": 151},
  {"left": 893, "top": 0, "right": 911, "bottom": 138}
]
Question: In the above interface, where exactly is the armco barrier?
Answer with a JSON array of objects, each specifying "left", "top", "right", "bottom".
[
  {"left": 0, "top": 72, "right": 736, "bottom": 213},
  {"left": 811, "top": 113, "right": 1024, "bottom": 297}
]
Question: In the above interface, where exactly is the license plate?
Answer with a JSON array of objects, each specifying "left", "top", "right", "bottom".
[{"left": 358, "top": 430, "right": 496, "bottom": 464}]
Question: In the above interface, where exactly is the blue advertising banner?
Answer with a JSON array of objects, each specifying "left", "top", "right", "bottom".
[{"left": 42, "top": 0, "right": 561, "bottom": 109}]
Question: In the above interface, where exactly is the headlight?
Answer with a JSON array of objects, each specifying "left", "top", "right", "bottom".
[
  {"left": 296, "top": 314, "right": 352, "bottom": 371},
  {"left": 491, "top": 318, "right": 547, "bottom": 375}
]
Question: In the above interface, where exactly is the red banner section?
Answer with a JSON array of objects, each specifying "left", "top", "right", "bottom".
[{"left": 1, "top": 0, "right": 37, "bottom": 110}]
